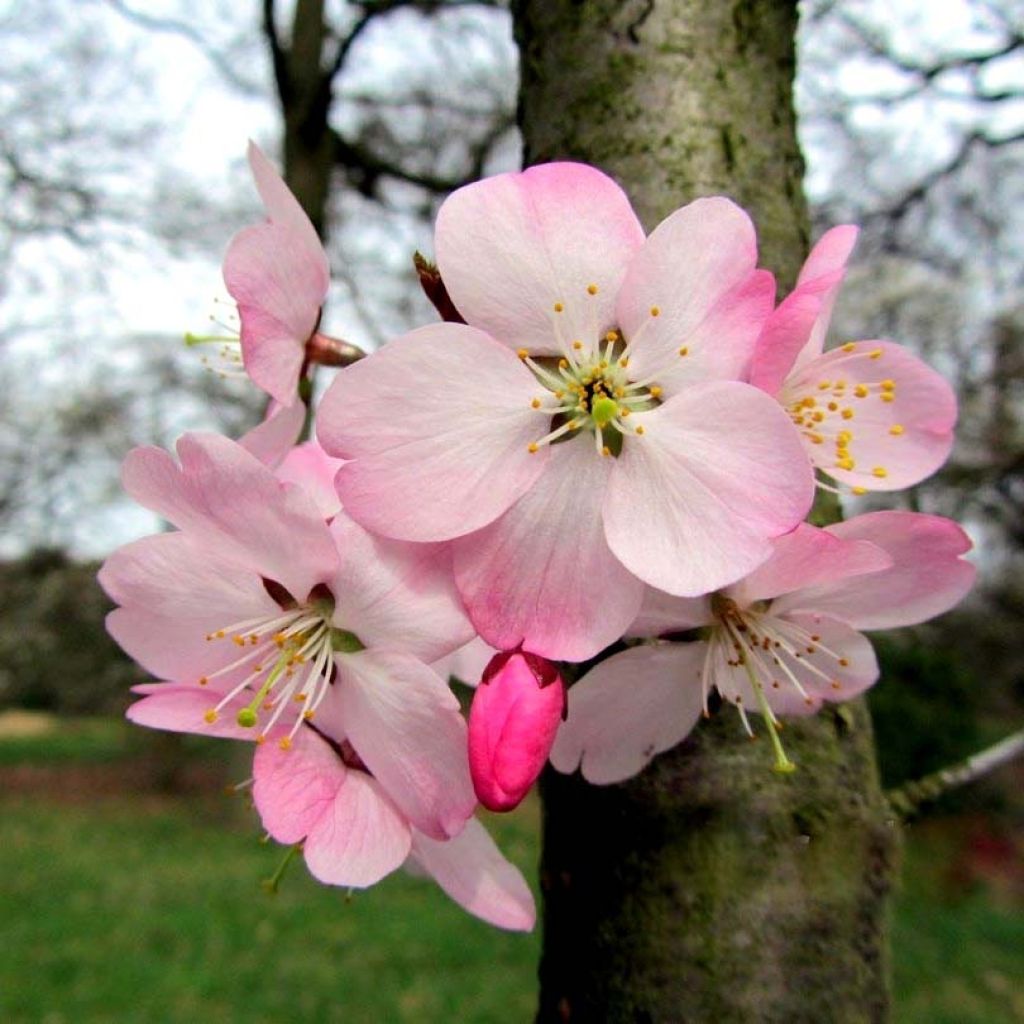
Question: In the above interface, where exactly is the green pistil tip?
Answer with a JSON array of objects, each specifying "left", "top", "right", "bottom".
[
  {"left": 591, "top": 396, "right": 619, "bottom": 428},
  {"left": 236, "top": 707, "right": 259, "bottom": 729}
]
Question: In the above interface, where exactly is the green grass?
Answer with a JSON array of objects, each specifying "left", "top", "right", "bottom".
[{"left": 1, "top": 720, "right": 1022, "bottom": 1023}]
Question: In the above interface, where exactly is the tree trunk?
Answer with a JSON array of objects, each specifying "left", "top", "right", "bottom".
[{"left": 513, "top": 3, "right": 899, "bottom": 1021}]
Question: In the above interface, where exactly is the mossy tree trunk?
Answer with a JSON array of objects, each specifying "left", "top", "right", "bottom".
[{"left": 512, "top": 3, "right": 899, "bottom": 1021}]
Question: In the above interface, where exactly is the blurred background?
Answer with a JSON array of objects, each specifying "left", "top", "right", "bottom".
[{"left": 1, "top": 1, "right": 1022, "bottom": 1021}]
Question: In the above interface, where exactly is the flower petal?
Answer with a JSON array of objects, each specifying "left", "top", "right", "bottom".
[
  {"left": 784, "top": 341, "right": 956, "bottom": 490},
  {"left": 126, "top": 684, "right": 268, "bottom": 740},
  {"left": 319, "top": 323, "right": 548, "bottom": 541},
  {"left": 337, "top": 649, "right": 475, "bottom": 840},
  {"left": 627, "top": 589, "right": 712, "bottom": 638},
  {"left": 729, "top": 522, "right": 892, "bottom": 605},
  {"left": 435, "top": 163, "right": 645, "bottom": 355},
  {"left": 274, "top": 440, "right": 345, "bottom": 518},
  {"left": 253, "top": 725, "right": 345, "bottom": 844},
  {"left": 618, "top": 198, "right": 770, "bottom": 391},
  {"left": 222, "top": 144, "right": 330, "bottom": 405},
  {"left": 100, "top": 531, "right": 282, "bottom": 682},
  {"left": 455, "top": 438, "right": 644, "bottom": 661},
  {"left": 121, "top": 432, "right": 337, "bottom": 602},
  {"left": 410, "top": 818, "right": 536, "bottom": 931},
  {"left": 603, "top": 381, "right": 814, "bottom": 596},
  {"left": 550, "top": 644, "right": 705, "bottom": 785},
  {"left": 431, "top": 637, "right": 499, "bottom": 687},
  {"left": 238, "top": 401, "right": 306, "bottom": 468},
  {"left": 303, "top": 771, "right": 412, "bottom": 888},
  {"left": 328, "top": 512, "right": 473, "bottom": 663},
  {"left": 775, "top": 511, "right": 976, "bottom": 630}
]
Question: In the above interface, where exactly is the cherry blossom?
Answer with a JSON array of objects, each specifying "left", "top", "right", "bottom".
[
  {"left": 750, "top": 226, "right": 957, "bottom": 493},
  {"left": 319, "top": 163, "right": 814, "bottom": 662},
  {"left": 551, "top": 512, "right": 975, "bottom": 782}
]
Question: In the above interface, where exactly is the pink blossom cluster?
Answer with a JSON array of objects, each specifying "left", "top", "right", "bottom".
[{"left": 100, "top": 144, "right": 974, "bottom": 931}]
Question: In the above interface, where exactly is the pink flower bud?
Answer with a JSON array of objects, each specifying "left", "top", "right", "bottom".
[{"left": 468, "top": 651, "right": 565, "bottom": 812}]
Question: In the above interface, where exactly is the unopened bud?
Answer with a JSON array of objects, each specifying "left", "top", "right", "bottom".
[{"left": 468, "top": 650, "right": 564, "bottom": 812}]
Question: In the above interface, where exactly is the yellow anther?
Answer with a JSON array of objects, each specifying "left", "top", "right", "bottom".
[
  {"left": 869, "top": 348, "right": 882, "bottom": 359},
  {"left": 555, "top": 389, "right": 565, "bottom": 399},
  {"left": 889, "top": 424, "right": 904, "bottom": 436},
  {"left": 872, "top": 466, "right": 888, "bottom": 478},
  {"left": 531, "top": 398, "right": 542, "bottom": 409},
  {"left": 678, "top": 346, "right": 689, "bottom": 357},
  {"left": 601, "top": 446, "right": 611, "bottom": 457},
  {"left": 812, "top": 411, "right": 824, "bottom": 422},
  {"left": 836, "top": 436, "right": 849, "bottom": 450},
  {"left": 881, "top": 379, "right": 895, "bottom": 391},
  {"left": 303, "top": 710, "right": 315, "bottom": 721},
  {"left": 204, "top": 710, "right": 218, "bottom": 724},
  {"left": 842, "top": 342, "right": 856, "bottom": 353},
  {"left": 232, "top": 635, "right": 245, "bottom": 646},
  {"left": 587, "top": 283, "right": 598, "bottom": 295},
  {"left": 255, "top": 734, "right": 267, "bottom": 745},
  {"left": 618, "top": 357, "right": 630, "bottom": 368},
  {"left": 838, "top": 430, "right": 852, "bottom": 443},
  {"left": 635, "top": 424, "right": 645, "bottom": 435},
  {"left": 802, "top": 396, "right": 817, "bottom": 408},
  {"left": 818, "top": 380, "right": 831, "bottom": 390},
  {"left": 278, "top": 737, "right": 292, "bottom": 751},
  {"left": 517, "top": 348, "right": 529, "bottom": 360},
  {"left": 553, "top": 302, "right": 564, "bottom": 313},
  {"left": 880, "top": 393, "right": 895, "bottom": 403},
  {"left": 836, "top": 458, "right": 855, "bottom": 471},
  {"left": 852, "top": 486, "right": 867, "bottom": 495},
  {"left": 293, "top": 692, "right": 307, "bottom": 702},
  {"left": 650, "top": 386, "right": 662, "bottom": 398},
  {"left": 572, "top": 340, "right": 583, "bottom": 350},
  {"left": 835, "top": 379, "right": 847, "bottom": 390},
  {"left": 809, "top": 433, "right": 824, "bottom": 445},
  {"left": 198, "top": 676, "right": 208, "bottom": 686},
  {"left": 650, "top": 305, "right": 661, "bottom": 317},
  {"left": 827, "top": 402, "right": 838, "bottom": 411},
  {"left": 605, "top": 330, "right": 619, "bottom": 342},
  {"left": 528, "top": 443, "right": 539, "bottom": 454},
  {"left": 841, "top": 408, "right": 854, "bottom": 420},
  {"left": 621, "top": 408, "right": 631, "bottom": 417},
  {"left": 559, "top": 358, "right": 569, "bottom": 369},
  {"left": 838, "top": 657, "right": 850, "bottom": 667}
]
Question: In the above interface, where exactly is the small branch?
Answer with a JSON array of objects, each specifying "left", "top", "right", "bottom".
[{"left": 887, "top": 728, "right": 1024, "bottom": 817}]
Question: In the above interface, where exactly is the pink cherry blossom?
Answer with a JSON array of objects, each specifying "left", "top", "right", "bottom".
[
  {"left": 222, "top": 142, "right": 330, "bottom": 406},
  {"left": 750, "top": 226, "right": 957, "bottom": 492},
  {"left": 100, "top": 431, "right": 475, "bottom": 840},
  {"left": 551, "top": 512, "right": 975, "bottom": 782},
  {"left": 319, "top": 163, "right": 814, "bottom": 662},
  {"left": 468, "top": 650, "right": 565, "bottom": 812}
]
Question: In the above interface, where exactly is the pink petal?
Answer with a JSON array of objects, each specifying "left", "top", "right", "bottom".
[
  {"left": 454, "top": 439, "right": 645, "bottom": 662},
  {"left": 336, "top": 649, "right": 475, "bottom": 840},
  {"left": 328, "top": 513, "right": 473, "bottom": 663},
  {"left": 100, "top": 531, "right": 282, "bottom": 682},
  {"left": 711, "top": 612, "right": 878, "bottom": 716},
  {"left": 274, "top": 440, "right": 345, "bottom": 518},
  {"left": 410, "top": 818, "right": 536, "bottom": 931},
  {"left": 222, "top": 144, "right": 330, "bottom": 406},
  {"left": 617, "top": 199, "right": 771, "bottom": 392},
  {"left": 783, "top": 341, "right": 956, "bottom": 490},
  {"left": 121, "top": 432, "right": 338, "bottom": 602},
  {"left": 253, "top": 725, "right": 345, "bottom": 844},
  {"left": 775, "top": 511, "right": 976, "bottom": 630},
  {"left": 434, "top": 162, "right": 645, "bottom": 356},
  {"left": 550, "top": 644, "right": 705, "bottom": 785},
  {"left": 303, "top": 770, "right": 412, "bottom": 888},
  {"left": 319, "top": 323, "right": 548, "bottom": 541},
  {"left": 603, "top": 381, "right": 814, "bottom": 596},
  {"left": 126, "top": 684, "right": 268, "bottom": 740},
  {"left": 748, "top": 287, "right": 824, "bottom": 396},
  {"left": 432, "top": 637, "right": 500, "bottom": 687},
  {"left": 238, "top": 401, "right": 306, "bottom": 468},
  {"left": 627, "top": 589, "right": 712, "bottom": 638},
  {"left": 468, "top": 652, "right": 564, "bottom": 812},
  {"left": 729, "top": 522, "right": 892, "bottom": 605}
]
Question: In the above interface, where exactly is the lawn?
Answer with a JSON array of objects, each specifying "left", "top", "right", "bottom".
[{"left": 1, "top": 717, "right": 1021, "bottom": 1023}]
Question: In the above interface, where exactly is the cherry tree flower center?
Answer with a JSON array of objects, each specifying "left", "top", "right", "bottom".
[
  {"left": 706, "top": 593, "right": 853, "bottom": 772},
  {"left": 200, "top": 587, "right": 363, "bottom": 750},
  {"left": 520, "top": 293, "right": 674, "bottom": 457}
]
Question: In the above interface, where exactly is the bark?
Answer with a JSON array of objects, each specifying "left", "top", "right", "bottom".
[{"left": 513, "top": 2, "right": 899, "bottom": 1021}]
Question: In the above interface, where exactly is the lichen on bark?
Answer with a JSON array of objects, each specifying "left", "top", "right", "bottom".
[{"left": 512, "top": 2, "right": 899, "bottom": 1020}]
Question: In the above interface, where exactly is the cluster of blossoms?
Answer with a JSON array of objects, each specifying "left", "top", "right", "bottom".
[{"left": 100, "top": 144, "right": 974, "bottom": 931}]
